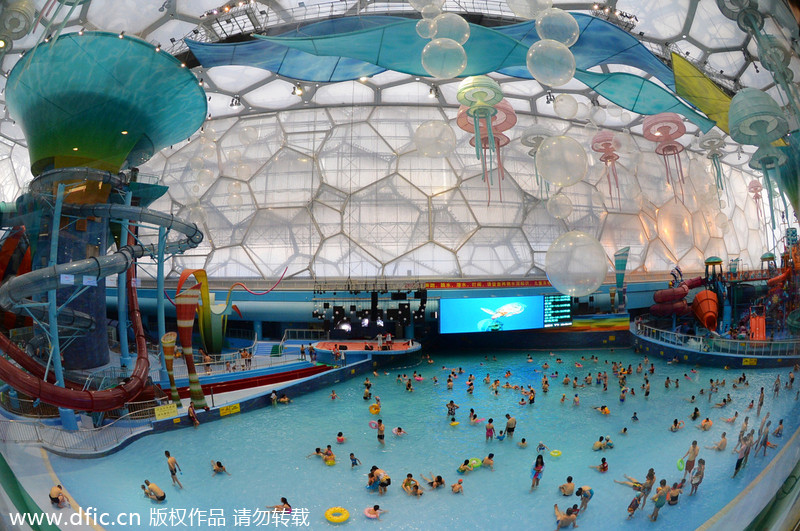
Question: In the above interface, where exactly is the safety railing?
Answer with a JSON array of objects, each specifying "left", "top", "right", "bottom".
[
  {"left": 634, "top": 321, "right": 800, "bottom": 358},
  {"left": 279, "top": 328, "right": 329, "bottom": 353},
  {"left": 0, "top": 391, "right": 60, "bottom": 418},
  {"left": 0, "top": 407, "right": 156, "bottom": 454}
]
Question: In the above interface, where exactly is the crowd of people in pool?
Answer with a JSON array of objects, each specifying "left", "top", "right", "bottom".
[{"left": 82, "top": 351, "right": 797, "bottom": 527}]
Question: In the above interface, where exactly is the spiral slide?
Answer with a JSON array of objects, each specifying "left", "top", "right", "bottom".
[
  {"left": 650, "top": 276, "right": 705, "bottom": 317},
  {"left": 0, "top": 192, "right": 202, "bottom": 411}
]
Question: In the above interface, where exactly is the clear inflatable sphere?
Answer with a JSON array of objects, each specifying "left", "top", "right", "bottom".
[
  {"left": 526, "top": 39, "right": 575, "bottom": 87},
  {"left": 227, "top": 149, "right": 242, "bottom": 162},
  {"left": 620, "top": 111, "right": 632, "bottom": 123},
  {"left": 238, "top": 126, "right": 258, "bottom": 145},
  {"left": 187, "top": 203, "right": 207, "bottom": 225},
  {"left": 546, "top": 231, "right": 608, "bottom": 298},
  {"left": 553, "top": 93, "right": 578, "bottom": 119},
  {"left": 189, "top": 156, "right": 205, "bottom": 171},
  {"left": 546, "top": 193, "right": 573, "bottom": 219},
  {"left": 432, "top": 13, "right": 470, "bottom": 44},
  {"left": 236, "top": 163, "right": 252, "bottom": 180},
  {"left": 228, "top": 193, "right": 243, "bottom": 210},
  {"left": 197, "top": 169, "right": 214, "bottom": 187},
  {"left": 535, "top": 135, "right": 587, "bottom": 187},
  {"left": 416, "top": 19, "right": 437, "bottom": 39},
  {"left": 201, "top": 141, "right": 217, "bottom": 160},
  {"left": 590, "top": 107, "right": 607, "bottom": 126},
  {"left": 535, "top": 8, "right": 580, "bottom": 47},
  {"left": 421, "top": 4, "right": 441, "bottom": 19},
  {"left": 421, "top": 38, "right": 468, "bottom": 79},
  {"left": 575, "top": 102, "right": 590, "bottom": 120},
  {"left": 409, "top": 0, "right": 445, "bottom": 12},
  {"left": 506, "top": 0, "right": 552, "bottom": 19},
  {"left": 228, "top": 180, "right": 243, "bottom": 194},
  {"left": 414, "top": 120, "right": 457, "bottom": 157}
]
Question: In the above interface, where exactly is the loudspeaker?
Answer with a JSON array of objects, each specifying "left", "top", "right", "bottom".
[
  {"left": 350, "top": 305, "right": 357, "bottom": 312},
  {"left": 333, "top": 305, "right": 344, "bottom": 317},
  {"left": 386, "top": 308, "right": 400, "bottom": 321},
  {"left": 391, "top": 292, "right": 407, "bottom": 300},
  {"left": 399, "top": 303, "right": 411, "bottom": 322},
  {"left": 323, "top": 302, "right": 330, "bottom": 309},
  {"left": 414, "top": 290, "right": 428, "bottom": 305},
  {"left": 323, "top": 319, "right": 331, "bottom": 332},
  {"left": 371, "top": 291, "right": 378, "bottom": 308}
]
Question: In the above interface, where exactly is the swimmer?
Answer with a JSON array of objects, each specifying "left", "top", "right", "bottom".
[
  {"left": 559, "top": 476, "right": 575, "bottom": 496},
  {"left": 774, "top": 419, "right": 784, "bottom": 437},
  {"left": 211, "top": 461, "right": 231, "bottom": 475},
  {"left": 48, "top": 485, "right": 68, "bottom": 508},
  {"left": 483, "top": 453, "right": 495, "bottom": 470},
  {"left": 706, "top": 432, "right": 727, "bottom": 451},
  {"left": 458, "top": 459, "right": 474, "bottom": 474},
  {"left": 485, "top": 418, "right": 496, "bottom": 441},
  {"left": 364, "top": 505, "right": 387, "bottom": 520},
  {"left": 560, "top": 394, "right": 566, "bottom": 404},
  {"left": 593, "top": 405, "right": 610, "bottom": 415},
  {"left": 307, "top": 447, "right": 324, "bottom": 459},
  {"left": 350, "top": 453, "right": 362, "bottom": 467},
  {"left": 142, "top": 480, "right": 166, "bottom": 502},
  {"left": 518, "top": 438, "right": 528, "bottom": 448},
  {"left": 537, "top": 441, "right": 549, "bottom": 452},
  {"left": 165, "top": 451, "right": 183, "bottom": 489},
  {"left": 670, "top": 419, "right": 684, "bottom": 432},
  {"left": 690, "top": 407, "right": 700, "bottom": 421},
  {"left": 496, "top": 430, "right": 506, "bottom": 441},
  {"left": 632, "top": 412, "right": 639, "bottom": 422},
  {"left": 451, "top": 479, "right": 464, "bottom": 493},
  {"left": 722, "top": 411, "right": 739, "bottom": 424},
  {"left": 394, "top": 427, "right": 407, "bottom": 436},
  {"left": 686, "top": 395, "right": 696, "bottom": 403},
  {"left": 420, "top": 472, "right": 445, "bottom": 489},
  {"left": 330, "top": 390, "right": 338, "bottom": 400},
  {"left": 336, "top": 432, "right": 346, "bottom": 443},
  {"left": 699, "top": 418, "right": 713, "bottom": 431},
  {"left": 530, "top": 455, "right": 545, "bottom": 490},
  {"left": 573, "top": 394, "right": 580, "bottom": 406},
  {"left": 592, "top": 437, "right": 606, "bottom": 451},
  {"left": 402, "top": 474, "right": 420, "bottom": 495},
  {"left": 589, "top": 457, "right": 608, "bottom": 473},
  {"left": 363, "top": 388, "right": 371, "bottom": 400},
  {"left": 620, "top": 427, "right": 628, "bottom": 435},
  {"left": 554, "top": 504, "right": 578, "bottom": 529}
]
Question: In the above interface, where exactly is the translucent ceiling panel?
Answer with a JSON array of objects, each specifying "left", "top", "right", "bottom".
[
  {"left": 314, "top": 81, "right": 374, "bottom": 105},
  {"left": 617, "top": 0, "right": 688, "bottom": 40},
  {"left": 431, "top": 189, "right": 478, "bottom": 251},
  {"left": 522, "top": 202, "right": 567, "bottom": 254},
  {"left": 87, "top": 0, "right": 163, "bottom": 34},
  {"left": 314, "top": 234, "right": 381, "bottom": 278},
  {"left": 397, "top": 153, "right": 458, "bottom": 196},
  {"left": 600, "top": 213, "right": 648, "bottom": 271},
  {"left": 458, "top": 227, "right": 532, "bottom": 277},
  {"left": 250, "top": 148, "right": 320, "bottom": 208},
  {"left": 384, "top": 242, "right": 460, "bottom": 278},
  {"left": 244, "top": 207, "right": 320, "bottom": 278},
  {"left": 689, "top": 1, "right": 747, "bottom": 49},
  {"left": 205, "top": 246, "right": 263, "bottom": 278}
]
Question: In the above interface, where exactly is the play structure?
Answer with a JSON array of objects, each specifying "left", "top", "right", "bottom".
[{"left": 0, "top": 32, "right": 207, "bottom": 424}]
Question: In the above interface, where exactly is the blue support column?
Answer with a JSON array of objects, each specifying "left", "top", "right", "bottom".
[
  {"left": 156, "top": 225, "right": 168, "bottom": 381},
  {"left": 117, "top": 190, "right": 132, "bottom": 371},
  {"left": 49, "top": 184, "right": 78, "bottom": 431},
  {"left": 253, "top": 320, "right": 262, "bottom": 340}
]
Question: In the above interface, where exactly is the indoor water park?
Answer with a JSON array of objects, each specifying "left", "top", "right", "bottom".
[{"left": 0, "top": 0, "right": 798, "bottom": 530}]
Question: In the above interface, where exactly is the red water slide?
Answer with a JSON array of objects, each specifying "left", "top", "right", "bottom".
[
  {"left": 650, "top": 276, "right": 704, "bottom": 316},
  {"left": 0, "top": 235, "right": 150, "bottom": 411}
]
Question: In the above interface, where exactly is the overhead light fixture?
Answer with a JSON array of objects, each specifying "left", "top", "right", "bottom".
[
  {"left": 230, "top": 94, "right": 242, "bottom": 107},
  {"left": 428, "top": 85, "right": 439, "bottom": 98},
  {"left": 121, "top": 130, "right": 128, "bottom": 135},
  {"left": 72, "top": 147, "right": 79, "bottom": 151},
  {"left": 118, "top": 31, "right": 125, "bottom": 39},
  {"left": 0, "top": 39, "right": 6, "bottom": 49},
  {"left": 292, "top": 84, "right": 303, "bottom": 96},
  {"left": 359, "top": 76, "right": 368, "bottom": 82},
  {"left": 78, "top": 28, "right": 85, "bottom": 35},
  {"left": 198, "top": 78, "right": 204, "bottom": 86},
  {"left": 155, "top": 44, "right": 161, "bottom": 52}
]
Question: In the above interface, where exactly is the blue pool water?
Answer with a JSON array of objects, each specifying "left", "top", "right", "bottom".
[{"left": 50, "top": 348, "right": 800, "bottom": 530}]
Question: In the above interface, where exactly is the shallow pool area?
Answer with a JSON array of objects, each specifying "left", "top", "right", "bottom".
[{"left": 50, "top": 348, "right": 800, "bottom": 530}]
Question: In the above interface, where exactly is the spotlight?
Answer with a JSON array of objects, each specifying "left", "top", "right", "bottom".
[
  {"left": 359, "top": 76, "right": 368, "bottom": 82},
  {"left": 428, "top": 85, "right": 439, "bottom": 98},
  {"left": 119, "top": 31, "right": 125, "bottom": 39},
  {"left": 155, "top": 44, "right": 161, "bottom": 52},
  {"left": 78, "top": 28, "right": 85, "bottom": 36},
  {"left": 0, "top": 38, "right": 6, "bottom": 49},
  {"left": 292, "top": 84, "right": 303, "bottom": 96}
]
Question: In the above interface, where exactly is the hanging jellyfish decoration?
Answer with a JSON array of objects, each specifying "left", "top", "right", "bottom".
[
  {"left": 591, "top": 130, "right": 622, "bottom": 208},
  {"left": 748, "top": 179, "right": 764, "bottom": 221},
  {"left": 456, "top": 77, "right": 516, "bottom": 205},
  {"left": 520, "top": 124, "right": 555, "bottom": 198},
  {"left": 698, "top": 131, "right": 727, "bottom": 205},
  {"left": 642, "top": 112, "right": 687, "bottom": 202},
  {"left": 749, "top": 145, "right": 789, "bottom": 230}
]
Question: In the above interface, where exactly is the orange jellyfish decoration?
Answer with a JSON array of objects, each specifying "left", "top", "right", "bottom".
[
  {"left": 591, "top": 130, "right": 622, "bottom": 208},
  {"left": 642, "top": 112, "right": 686, "bottom": 202},
  {"left": 457, "top": 97, "right": 517, "bottom": 205}
]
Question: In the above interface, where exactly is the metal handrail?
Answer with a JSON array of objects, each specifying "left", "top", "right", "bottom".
[
  {"left": 0, "top": 406, "right": 158, "bottom": 453},
  {"left": 634, "top": 321, "right": 800, "bottom": 358}
]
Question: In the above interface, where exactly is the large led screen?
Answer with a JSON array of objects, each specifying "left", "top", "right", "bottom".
[{"left": 439, "top": 295, "right": 571, "bottom": 334}]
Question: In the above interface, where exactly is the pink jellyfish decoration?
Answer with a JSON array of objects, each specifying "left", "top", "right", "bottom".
[
  {"left": 591, "top": 130, "right": 622, "bottom": 208},
  {"left": 457, "top": 98, "right": 517, "bottom": 205},
  {"left": 748, "top": 179, "right": 764, "bottom": 221},
  {"left": 642, "top": 112, "right": 687, "bottom": 202}
]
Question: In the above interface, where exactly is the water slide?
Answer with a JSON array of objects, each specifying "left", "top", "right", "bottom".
[
  {"left": 0, "top": 170, "right": 202, "bottom": 411},
  {"left": 650, "top": 276, "right": 704, "bottom": 316},
  {"left": 767, "top": 269, "right": 790, "bottom": 288}
]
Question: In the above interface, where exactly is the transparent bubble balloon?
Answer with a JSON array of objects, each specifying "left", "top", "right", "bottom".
[
  {"left": 228, "top": 180, "right": 243, "bottom": 194},
  {"left": 620, "top": 111, "right": 632, "bottom": 123},
  {"left": 715, "top": 212, "right": 728, "bottom": 228},
  {"left": 606, "top": 105, "right": 622, "bottom": 118},
  {"left": 506, "top": 0, "right": 552, "bottom": 19},
  {"left": 526, "top": 39, "right": 575, "bottom": 87},
  {"left": 197, "top": 168, "right": 214, "bottom": 187},
  {"left": 553, "top": 93, "right": 578, "bottom": 119},
  {"left": 421, "top": 4, "right": 441, "bottom": 19},
  {"left": 421, "top": 38, "right": 468, "bottom": 79},
  {"left": 546, "top": 231, "right": 608, "bottom": 298},
  {"left": 228, "top": 193, "right": 243, "bottom": 210},
  {"left": 414, "top": 120, "right": 457, "bottom": 157},
  {"left": 575, "top": 102, "right": 590, "bottom": 120},
  {"left": 187, "top": 203, "right": 207, "bottom": 225},
  {"left": 535, "top": 135, "right": 587, "bottom": 187},
  {"left": 433, "top": 13, "right": 470, "bottom": 44},
  {"left": 409, "top": 0, "right": 444, "bottom": 12},
  {"left": 546, "top": 193, "right": 573, "bottom": 219},
  {"left": 416, "top": 19, "right": 437, "bottom": 39},
  {"left": 589, "top": 107, "right": 606, "bottom": 126},
  {"left": 236, "top": 163, "right": 252, "bottom": 180},
  {"left": 239, "top": 126, "right": 258, "bottom": 146},
  {"left": 201, "top": 142, "right": 217, "bottom": 160},
  {"left": 189, "top": 156, "right": 205, "bottom": 171},
  {"left": 535, "top": 8, "right": 580, "bottom": 47},
  {"left": 228, "top": 149, "right": 242, "bottom": 162},
  {"left": 190, "top": 183, "right": 202, "bottom": 196}
]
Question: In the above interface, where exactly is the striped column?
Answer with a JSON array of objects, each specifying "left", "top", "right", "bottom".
[
  {"left": 176, "top": 284, "right": 208, "bottom": 409},
  {"left": 161, "top": 331, "right": 182, "bottom": 407}
]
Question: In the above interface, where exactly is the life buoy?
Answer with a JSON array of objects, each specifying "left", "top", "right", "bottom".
[
  {"left": 550, "top": 450, "right": 562, "bottom": 458},
  {"left": 369, "top": 404, "right": 381, "bottom": 414},
  {"left": 325, "top": 507, "right": 349, "bottom": 523}
]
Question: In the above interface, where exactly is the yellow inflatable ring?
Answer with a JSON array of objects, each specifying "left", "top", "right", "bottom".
[
  {"left": 325, "top": 507, "right": 349, "bottom": 524},
  {"left": 369, "top": 404, "right": 381, "bottom": 414},
  {"left": 550, "top": 450, "right": 562, "bottom": 458}
]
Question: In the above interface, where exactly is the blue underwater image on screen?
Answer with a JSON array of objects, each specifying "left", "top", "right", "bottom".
[{"left": 439, "top": 296, "right": 544, "bottom": 334}]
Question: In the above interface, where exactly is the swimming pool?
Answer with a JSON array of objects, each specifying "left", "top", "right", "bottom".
[{"left": 50, "top": 348, "right": 800, "bottom": 530}]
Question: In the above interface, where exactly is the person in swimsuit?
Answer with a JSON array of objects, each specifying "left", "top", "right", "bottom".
[
  {"left": 143, "top": 480, "right": 166, "bottom": 502},
  {"left": 530, "top": 455, "right": 545, "bottom": 490},
  {"left": 458, "top": 459, "right": 474, "bottom": 474},
  {"left": 554, "top": 504, "right": 578, "bottom": 529},
  {"left": 483, "top": 453, "right": 495, "bottom": 470},
  {"left": 165, "top": 451, "right": 183, "bottom": 489},
  {"left": 667, "top": 481, "right": 684, "bottom": 505},
  {"left": 401, "top": 474, "right": 420, "bottom": 494},
  {"left": 451, "top": 479, "right": 463, "bottom": 493},
  {"left": 187, "top": 402, "right": 199, "bottom": 428},
  {"left": 420, "top": 472, "right": 444, "bottom": 489},
  {"left": 559, "top": 476, "right": 575, "bottom": 496},
  {"left": 267, "top": 497, "right": 292, "bottom": 512},
  {"left": 446, "top": 400, "right": 459, "bottom": 416},
  {"left": 689, "top": 459, "right": 705, "bottom": 495},
  {"left": 49, "top": 485, "right": 67, "bottom": 508},
  {"left": 682, "top": 441, "right": 699, "bottom": 480},
  {"left": 575, "top": 486, "right": 593, "bottom": 512},
  {"left": 706, "top": 432, "right": 727, "bottom": 451},
  {"left": 350, "top": 453, "right": 361, "bottom": 467},
  {"left": 505, "top": 414, "right": 516, "bottom": 438},
  {"left": 372, "top": 466, "right": 391, "bottom": 495},
  {"left": 364, "top": 505, "right": 386, "bottom": 520},
  {"left": 377, "top": 419, "right": 385, "bottom": 445},
  {"left": 211, "top": 461, "right": 231, "bottom": 475},
  {"left": 649, "top": 480, "right": 668, "bottom": 520},
  {"left": 485, "top": 418, "right": 495, "bottom": 441},
  {"left": 589, "top": 457, "right": 608, "bottom": 473}
]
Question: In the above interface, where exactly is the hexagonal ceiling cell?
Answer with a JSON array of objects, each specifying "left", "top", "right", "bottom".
[
  {"left": 206, "top": 65, "right": 273, "bottom": 94},
  {"left": 431, "top": 189, "right": 478, "bottom": 252},
  {"left": 199, "top": 177, "right": 255, "bottom": 248},
  {"left": 600, "top": 213, "right": 648, "bottom": 271},
  {"left": 458, "top": 227, "right": 532, "bottom": 277},
  {"left": 88, "top": 0, "right": 163, "bottom": 35},
  {"left": 243, "top": 207, "right": 321, "bottom": 279},
  {"left": 678, "top": 247, "right": 705, "bottom": 272},
  {"left": 310, "top": 200, "right": 343, "bottom": 239},
  {"left": 318, "top": 122, "right": 395, "bottom": 191},
  {"left": 460, "top": 172, "right": 526, "bottom": 226},
  {"left": 218, "top": 116, "right": 284, "bottom": 173},
  {"left": 657, "top": 199, "right": 694, "bottom": 259},
  {"left": 564, "top": 181, "right": 608, "bottom": 238},
  {"left": 383, "top": 242, "right": 460, "bottom": 278},
  {"left": 637, "top": 151, "right": 680, "bottom": 207},
  {"left": 644, "top": 238, "right": 678, "bottom": 272},
  {"left": 244, "top": 79, "right": 302, "bottom": 110},
  {"left": 522, "top": 200, "right": 567, "bottom": 254},
  {"left": 397, "top": 152, "right": 459, "bottom": 197},
  {"left": 161, "top": 139, "right": 219, "bottom": 206},
  {"left": 204, "top": 246, "right": 263, "bottom": 278},
  {"left": 345, "top": 173, "right": 430, "bottom": 263},
  {"left": 250, "top": 148, "right": 320, "bottom": 209},
  {"left": 313, "top": 233, "right": 381, "bottom": 278}
]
